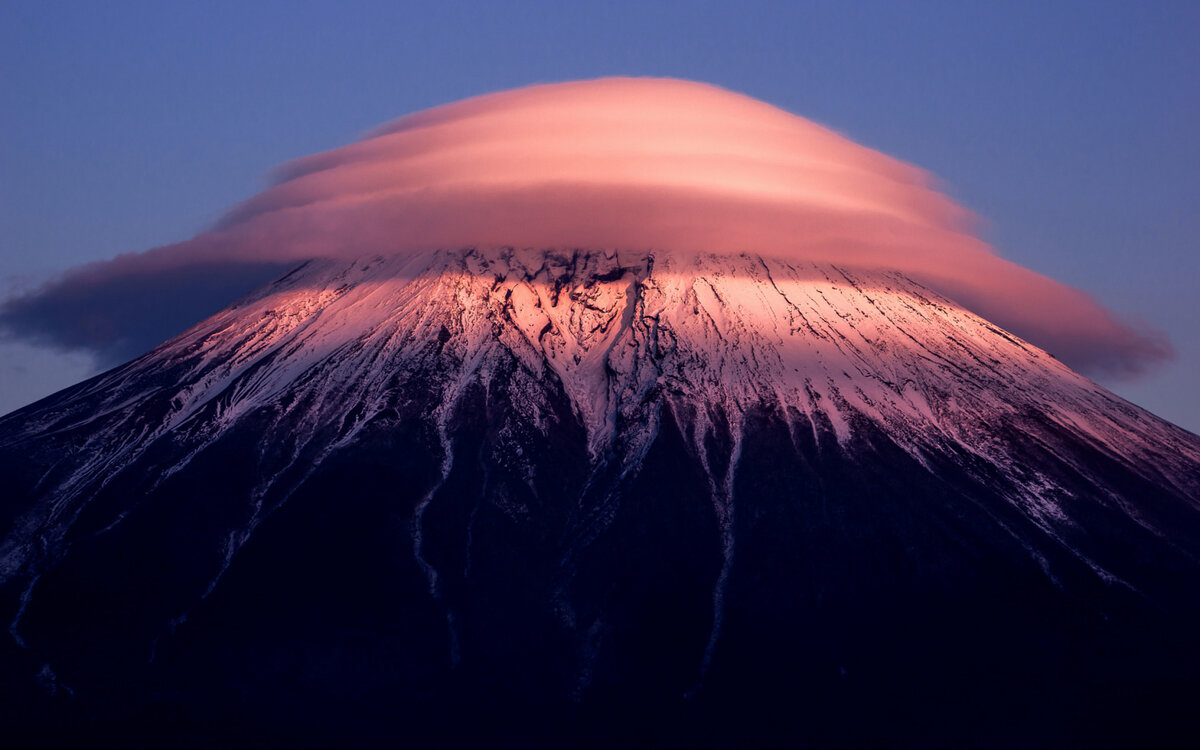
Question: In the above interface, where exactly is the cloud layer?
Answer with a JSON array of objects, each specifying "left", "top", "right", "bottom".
[{"left": 1, "top": 77, "right": 1169, "bottom": 376}]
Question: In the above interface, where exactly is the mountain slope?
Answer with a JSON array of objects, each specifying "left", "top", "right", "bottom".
[{"left": 2, "top": 249, "right": 1199, "bottom": 746}]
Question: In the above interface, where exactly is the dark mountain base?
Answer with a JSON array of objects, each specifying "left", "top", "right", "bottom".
[{"left": 3, "top": 390, "right": 1199, "bottom": 748}]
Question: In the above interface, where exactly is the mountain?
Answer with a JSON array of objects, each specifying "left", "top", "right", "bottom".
[{"left": 2, "top": 248, "right": 1199, "bottom": 746}]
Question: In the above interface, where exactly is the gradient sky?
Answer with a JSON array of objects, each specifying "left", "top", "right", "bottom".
[{"left": 2, "top": 1, "right": 1197, "bottom": 432}]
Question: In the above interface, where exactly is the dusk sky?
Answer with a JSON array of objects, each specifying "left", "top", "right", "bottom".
[{"left": 2, "top": 1, "right": 1198, "bottom": 432}]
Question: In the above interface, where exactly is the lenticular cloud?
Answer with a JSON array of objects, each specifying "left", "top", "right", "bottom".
[{"left": 0, "top": 77, "right": 1170, "bottom": 376}]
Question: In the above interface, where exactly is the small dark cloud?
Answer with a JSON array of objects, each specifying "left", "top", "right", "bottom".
[{"left": 1, "top": 259, "right": 291, "bottom": 366}]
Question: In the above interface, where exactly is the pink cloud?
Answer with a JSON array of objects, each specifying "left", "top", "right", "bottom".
[{"left": 0, "top": 77, "right": 1170, "bottom": 377}]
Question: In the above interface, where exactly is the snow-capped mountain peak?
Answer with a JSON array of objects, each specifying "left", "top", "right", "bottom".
[{"left": 2, "top": 248, "right": 1199, "bottom": 746}]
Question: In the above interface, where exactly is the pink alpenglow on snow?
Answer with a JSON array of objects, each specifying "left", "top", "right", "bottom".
[{"left": 0, "top": 77, "right": 1170, "bottom": 376}]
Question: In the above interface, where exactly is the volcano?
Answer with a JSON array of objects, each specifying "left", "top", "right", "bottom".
[
  {"left": 2, "top": 248, "right": 1199, "bottom": 746},
  {"left": 3, "top": 78, "right": 1200, "bottom": 747}
]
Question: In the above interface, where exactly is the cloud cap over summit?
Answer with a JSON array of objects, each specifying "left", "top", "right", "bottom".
[{"left": 1, "top": 77, "right": 1171, "bottom": 376}]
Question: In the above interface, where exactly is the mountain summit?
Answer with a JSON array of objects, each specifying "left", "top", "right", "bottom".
[{"left": 2, "top": 248, "right": 1199, "bottom": 745}]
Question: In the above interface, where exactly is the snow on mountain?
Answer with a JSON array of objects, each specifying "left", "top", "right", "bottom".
[{"left": 7, "top": 248, "right": 1194, "bottom": 535}]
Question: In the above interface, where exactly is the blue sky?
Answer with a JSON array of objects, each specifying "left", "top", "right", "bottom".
[{"left": 2, "top": 0, "right": 1197, "bottom": 431}]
